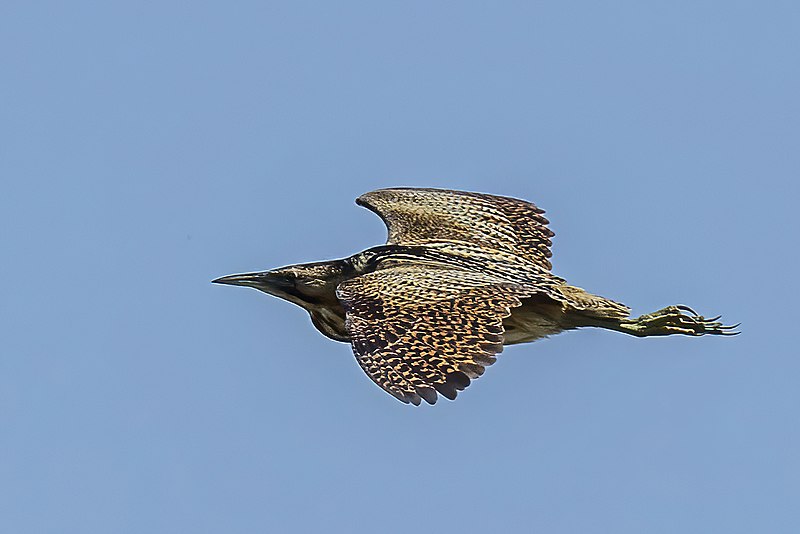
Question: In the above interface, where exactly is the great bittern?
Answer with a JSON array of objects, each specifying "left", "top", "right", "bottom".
[{"left": 214, "top": 188, "right": 737, "bottom": 405}]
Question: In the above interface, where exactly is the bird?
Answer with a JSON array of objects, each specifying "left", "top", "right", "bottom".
[{"left": 213, "top": 187, "right": 737, "bottom": 405}]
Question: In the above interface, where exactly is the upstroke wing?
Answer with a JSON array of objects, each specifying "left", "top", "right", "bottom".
[{"left": 357, "top": 187, "right": 555, "bottom": 270}]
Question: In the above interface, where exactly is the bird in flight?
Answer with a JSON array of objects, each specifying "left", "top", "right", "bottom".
[{"left": 214, "top": 188, "right": 737, "bottom": 405}]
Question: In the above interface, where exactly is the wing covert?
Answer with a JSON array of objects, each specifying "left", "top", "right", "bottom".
[
  {"left": 357, "top": 187, "right": 555, "bottom": 270},
  {"left": 336, "top": 264, "right": 531, "bottom": 405}
]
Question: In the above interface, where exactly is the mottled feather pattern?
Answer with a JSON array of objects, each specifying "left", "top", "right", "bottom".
[
  {"left": 357, "top": 188, "right": 555, "bottom": 270},
  {"left": 337, "top": 266, "right": 531, "bottom": 405},
  {"left": 215, "top": 186, "right": 735, "bottom": 405},
  {"left": 384, "top": 243, "right": 616, "bottom": 317},
  {"left": 559, "top": 284, "right": 630, "bottom": 319}
]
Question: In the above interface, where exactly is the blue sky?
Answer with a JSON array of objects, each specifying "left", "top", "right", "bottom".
[{"left": 2, "top": 1, "right": 798, "bottom": 532}]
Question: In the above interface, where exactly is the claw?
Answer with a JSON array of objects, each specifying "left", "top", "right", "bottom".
[
  {"left": 708, "top": 321, "right": 741, "bottom": 335},
  {"left": 625, "top": 305, "right": 739, "bottom": 337}
]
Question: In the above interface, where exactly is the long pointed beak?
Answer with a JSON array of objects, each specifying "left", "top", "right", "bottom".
[
  {"left": 212, "top": 271, "right": 294, "bottom": 292},
  {"left": 212, "top": 272, "right": 266, "bottom": 288}
]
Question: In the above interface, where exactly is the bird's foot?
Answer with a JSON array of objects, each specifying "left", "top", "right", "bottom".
[{"left": 620, "top": 305, "right": 739, "bottom": 337}]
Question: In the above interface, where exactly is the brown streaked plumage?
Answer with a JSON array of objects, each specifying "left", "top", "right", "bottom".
[{"left": 213, "top": 187, "right": 738, "bottom": 405}]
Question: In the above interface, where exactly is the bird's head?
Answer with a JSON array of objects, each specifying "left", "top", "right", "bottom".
[{"left": 212, "top": 260, "right": 353, "bottom": 308}]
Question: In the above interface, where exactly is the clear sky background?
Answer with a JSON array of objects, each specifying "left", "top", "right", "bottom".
[{"left": 2, "top": 1, "right": 798, "bottom": 533}]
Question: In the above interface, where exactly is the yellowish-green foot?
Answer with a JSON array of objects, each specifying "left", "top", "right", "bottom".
[{"left": 619, "top": 305, "right": 740, "bottom": 337}]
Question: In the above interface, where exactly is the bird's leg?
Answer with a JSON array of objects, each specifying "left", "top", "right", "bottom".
[{"left": 614, "top": 305, "right": 739, "bottom": 337}]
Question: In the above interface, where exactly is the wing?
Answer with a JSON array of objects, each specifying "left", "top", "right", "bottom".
[
  {"left": 357, "top": 187, "right": 555, "bottom": 270},
  {"left": 336, "top": 264, "right": 532, "bottom": 405}
]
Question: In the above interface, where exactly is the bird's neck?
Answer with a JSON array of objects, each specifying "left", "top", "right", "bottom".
[{"left": 309, "top": 306, "right": 349, "bottom": 342}]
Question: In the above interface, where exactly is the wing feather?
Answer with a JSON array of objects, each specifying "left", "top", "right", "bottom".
[
  {"left": 357, "top": 188, "right": 555, "bottom": 270},
  {"left": 336, "top": 264, "right": 531, "bottom": 405}
]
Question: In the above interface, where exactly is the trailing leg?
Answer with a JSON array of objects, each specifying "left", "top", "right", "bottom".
[{"left": 609, "top": 305, "right": 739, "bottom": 337}]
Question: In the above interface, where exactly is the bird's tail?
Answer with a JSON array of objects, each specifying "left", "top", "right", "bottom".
[{"left": 557, "top": 284, "right": 632, "bottom": 321}]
